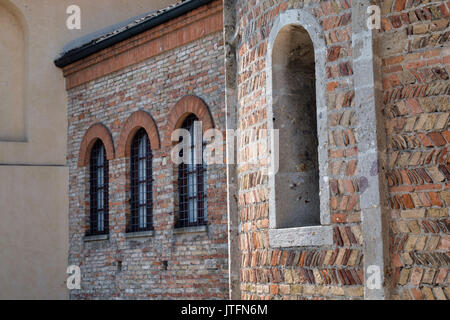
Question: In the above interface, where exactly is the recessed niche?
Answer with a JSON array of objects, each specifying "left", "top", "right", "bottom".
[{"left": 0, "top": 2, "right": 26, "bottom": 141}]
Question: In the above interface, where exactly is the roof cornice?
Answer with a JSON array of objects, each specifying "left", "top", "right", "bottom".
[{"left": 54, "top": 0, "right": 214, "bottom": 68}]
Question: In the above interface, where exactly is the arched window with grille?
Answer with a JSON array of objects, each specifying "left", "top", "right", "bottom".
[
  {"left": 129, "top": 128, "right": 153, "bottom": 232},
  {"left": 176, "top": 114, "right": 207, "bottom": 228},
  {"left": 89, "top": 140, "right": 109, "bottom": 235}
]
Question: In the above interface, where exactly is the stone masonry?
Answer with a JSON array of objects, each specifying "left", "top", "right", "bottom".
[
  {"left": 234, "top": 0, "right": 366, "bottom": 300},
  {"left": 65, "top": 0, "right": 229, "bottom": 299},
  {"left": 58, "top": 0, "right": 449, "bottom": 300},
  {"left": 378, "top": 0, "right": 450, "bottom": 300},
  {"left": 228, "top": 0, "right": 449, "bottom": 300}
]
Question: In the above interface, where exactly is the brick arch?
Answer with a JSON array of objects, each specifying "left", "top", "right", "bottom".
[
  {"left": 165, "top": 95, "right": 215, "bottom": 146},
  {"left": 78, "top": 123, "right": 115, "bottom": 167},
  {"left": 117, "top": 110, "right": 161, "bottom": 158}
]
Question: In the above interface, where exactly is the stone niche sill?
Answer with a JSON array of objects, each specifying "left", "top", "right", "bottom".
[
  {"left": 84, "top": 234, "right": 109, "bottom": 242},
  {"left": 269, "top": 225, "right": 333, "bottom": 248},
  {"left": 173, "top": 225, "right": 208, "bottom": 235},
  {"left": 125, "top": 230, "right": 155, "bottom": 239}
]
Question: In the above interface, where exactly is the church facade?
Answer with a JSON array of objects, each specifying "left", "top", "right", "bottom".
[{"left": 56, "top": 0, "right": 450, "bottom": 300}]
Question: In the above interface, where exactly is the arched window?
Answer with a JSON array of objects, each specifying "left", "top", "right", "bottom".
[
  {"left": 128, "top": 128, "right": 153, "bottom": 232},
  {"left": 89, "top": 140, "right": 109, "bottom": 235},
  {"left": 176, "top": 114, "right": 207, "bottom": 228}
]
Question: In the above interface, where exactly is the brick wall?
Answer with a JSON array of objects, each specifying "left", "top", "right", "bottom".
[
  {"left": 379, "top": 0, "right": 449, "bottom": 300},
  {"left": 235, "top": 0, "right": 365, "bottom": 299},
  {"left": 67, "top": 1, "right": 229, "bottom": 299},
  {"left": 233, "top": 0, "right": 449, "bottom": 300},
  {"left": 63, "top": 0, "right": 450, "bottom": 300}
]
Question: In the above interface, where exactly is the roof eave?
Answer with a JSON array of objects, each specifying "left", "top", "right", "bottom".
[{"left": 54, "top": 0, "right": 214, "bottom": 68}]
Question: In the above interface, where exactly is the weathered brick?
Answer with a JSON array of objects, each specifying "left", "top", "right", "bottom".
[
  {"left": 401, "top": 209, "right": 426, "bottom": 219},
  {"left": 61, "top": 0, "right": 450, "bottom": 301},
  {"left": 427, "top": 208, "right": 447, "bottom": 218},
  {"left": 66, "top": 0, "right": 228, "bottom": 300}
]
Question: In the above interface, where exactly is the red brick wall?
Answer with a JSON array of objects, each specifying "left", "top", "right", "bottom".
[
  {"left": 379, "top": 0, "right": 449, "bottom": 300},
  {"left": 234, "top": 0, "right": 449, "bottom": 301},
  {"left": 63, "top": 0, "right": 450, "bottom": 300},
  {"left": 66, "top": 1, "right": 228, "bottom": 299},
  {"left": 236, "top": 0, "right": 364, "bottom": 299}
]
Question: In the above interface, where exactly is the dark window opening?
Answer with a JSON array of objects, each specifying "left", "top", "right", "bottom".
[
  {"left": 88, "top": 140, "right": 109, "bottom": 235},
  {"left": 128, "top": 128, "right": 153, "bottom": 232},
  {"left": 175, "top": 114, "right": 207, "bottom": 228}
]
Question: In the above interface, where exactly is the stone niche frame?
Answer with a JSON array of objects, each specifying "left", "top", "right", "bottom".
[{"left": 267, "top": 9, "right": 333, "bottom": 247}]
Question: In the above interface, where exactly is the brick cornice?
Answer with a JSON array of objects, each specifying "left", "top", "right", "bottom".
[
  {"left": 62, "top": 0, "right": 223, "bottom": 90},
  {"left": 78, "top": 123, "right": 115, "bottom": 167}
]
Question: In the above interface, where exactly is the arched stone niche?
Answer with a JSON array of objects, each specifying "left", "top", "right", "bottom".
[{"left": 267, "top": 9, "right": 332, "bottom": 247}]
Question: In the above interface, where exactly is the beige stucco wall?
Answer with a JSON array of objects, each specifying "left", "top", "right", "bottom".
[
  {"left": 0, "top": 166, "right": 68, "bottom": 299},
  {"left": 0, "top": 2, "right": 25, "bottom": 141},
  {"left": 0, "top": 0, "right": 176, "bottom": 299}
]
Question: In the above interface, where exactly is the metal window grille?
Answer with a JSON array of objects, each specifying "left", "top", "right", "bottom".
[
  {"left": 128, "top": 128, "right": 153, "bottom": 232},
  {"left": 176, "top": 114, "right": 207, "bottom": 228},
  {"left": 88, "top": 140, "right": 109, "bottom": 235}
]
